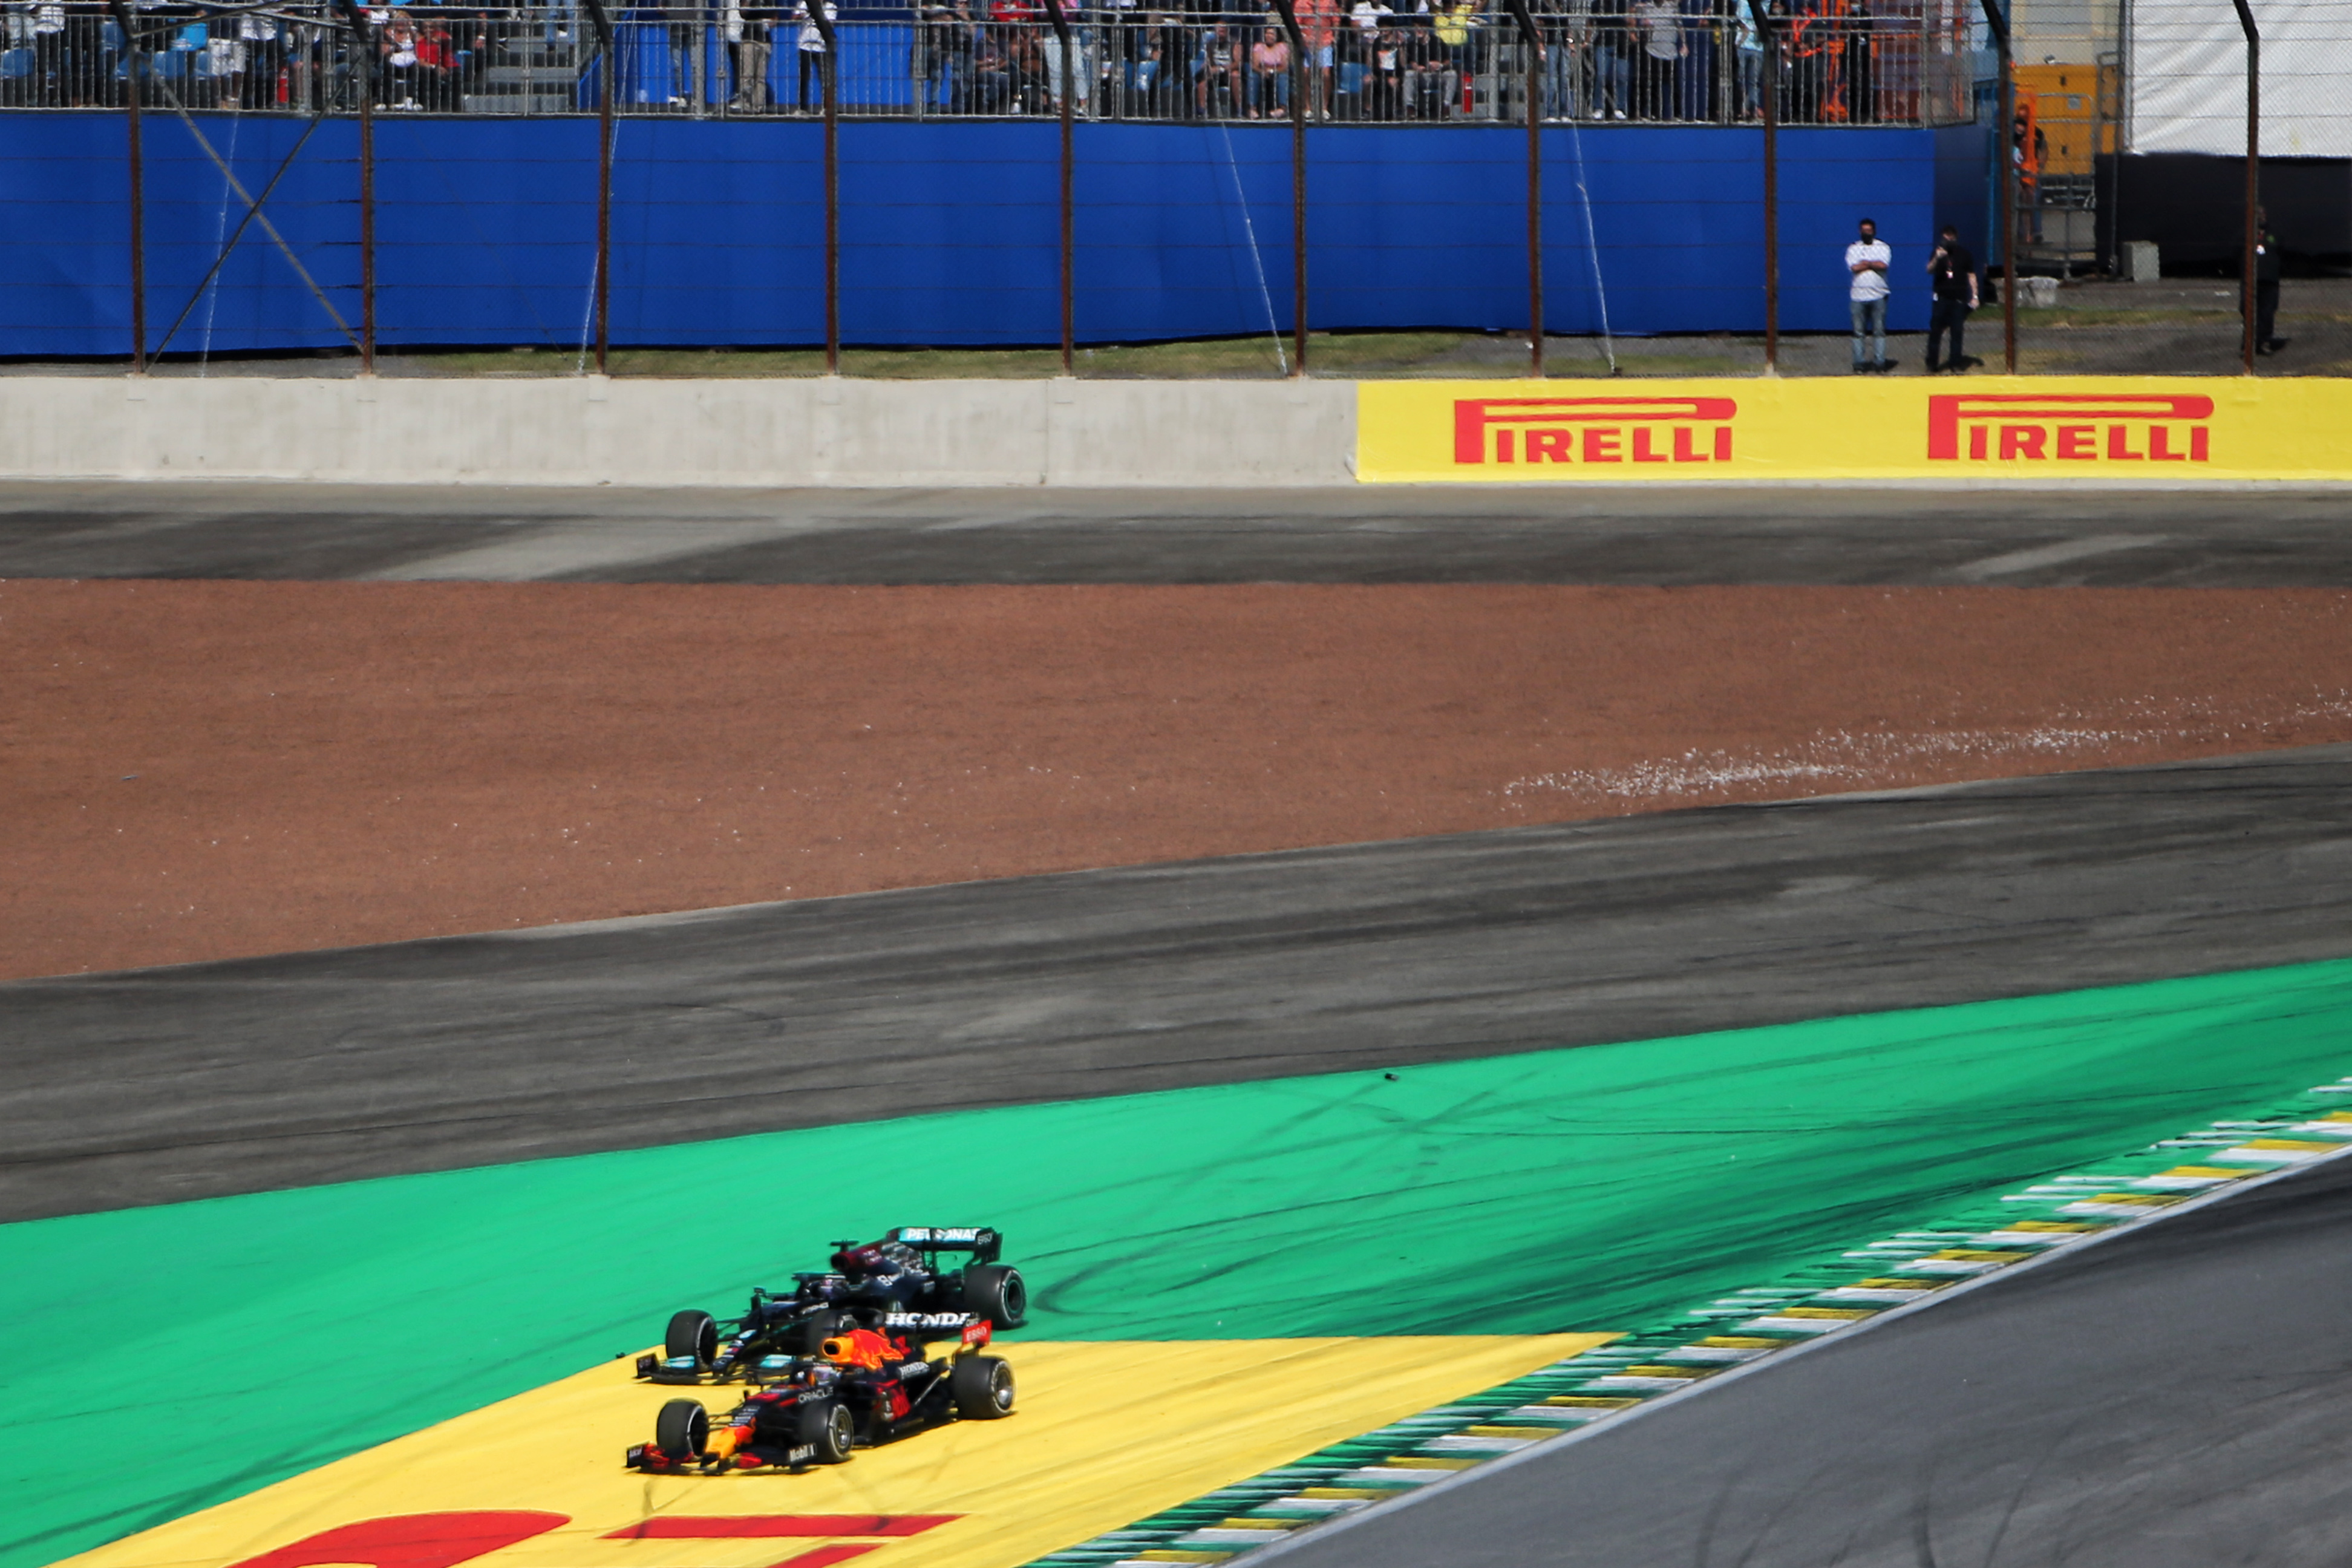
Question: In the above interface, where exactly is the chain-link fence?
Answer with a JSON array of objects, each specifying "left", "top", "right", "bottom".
[{"left": 0, "top": 0, "right": 2339, "bottom": 375}]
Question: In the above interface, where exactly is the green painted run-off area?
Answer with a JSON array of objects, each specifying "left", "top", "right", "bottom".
[{"left": 7, "top": 958, "right": 2352, "bottom": 1568}]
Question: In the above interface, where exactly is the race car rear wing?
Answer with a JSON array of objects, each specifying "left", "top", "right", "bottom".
[{"left": 884, "top": 1226, "right": 1003, "bottom": 1263}]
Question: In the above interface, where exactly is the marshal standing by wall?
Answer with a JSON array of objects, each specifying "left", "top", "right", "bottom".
[{"left": 1924, "top": 223, "right": 1979, "bottom": 374}]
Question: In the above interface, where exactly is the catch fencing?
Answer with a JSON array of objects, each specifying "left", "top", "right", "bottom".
[{"left": 0, "top": 0, "right": 2338, "bottom": 376}]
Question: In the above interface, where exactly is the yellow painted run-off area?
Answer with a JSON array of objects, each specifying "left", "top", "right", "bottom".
[
  {"left": 60, "top": 1336, "right": 1606, "bottom": 1568},
  {"left": 1357, "top": 377, "right": 2352, "bottom": 483}
]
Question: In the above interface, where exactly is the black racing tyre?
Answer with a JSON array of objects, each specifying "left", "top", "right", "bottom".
[
  {"left": 950, "top": 1354, "right": 1015, "bottom": 1419},
  {"left": 655, "top": 1399, "right": 711, "bottom": 1458},
  {"left": 797, "top": 1400, "right": 856, "bottom": 1463},
  {"left": 665, "top": 1309, "right": 719, "bottom": 1369},
  {"left": 960, "top": 1264, "right": 1027, "bottom": 1330}
]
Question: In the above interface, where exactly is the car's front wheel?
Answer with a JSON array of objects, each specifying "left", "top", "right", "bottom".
[
  {"left": 655, "top": 1399, "right": 711, "bottom": 1459},
  {"left": 798, "top": 1400, "right": 856, "bottom": 1463},
  {"left": 950, "top": 1354, "right": 1016, "bottom": 1419},
  {"left": 665, "top": 1309, "right": 719, "bottom": 1370}
]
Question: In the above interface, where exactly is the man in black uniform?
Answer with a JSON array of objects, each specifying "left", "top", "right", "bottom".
[
  {"left": 2250, "top": 206, "right": 2284, "bottom": 355},
  {"left": 1924, "top": 223, "right": 1978, "bottom": 373}
]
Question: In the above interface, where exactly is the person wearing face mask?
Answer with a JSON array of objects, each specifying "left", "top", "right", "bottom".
[{"left": 1845, "top": 214, "right": 1890, "bottom": 373}]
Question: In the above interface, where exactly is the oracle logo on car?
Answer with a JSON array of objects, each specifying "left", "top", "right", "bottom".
[
  {"left": 1926, "top": 392, "right": 2215, "bottom": 463},
  {"left": 1453, "top": 396, "right": 1739, "bottom": 467}
]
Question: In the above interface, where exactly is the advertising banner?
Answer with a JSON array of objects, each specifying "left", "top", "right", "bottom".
[
  {"left": 2125, "top": 0, "right": 2352, "bottom": 158},
  {"left": 1356, "top": 377, "right": 2352, "bottom": 484}
]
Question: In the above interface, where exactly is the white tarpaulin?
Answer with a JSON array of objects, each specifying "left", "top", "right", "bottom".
[{"left": 2126, "top": 0, "right": 2352, "bottom": 157}]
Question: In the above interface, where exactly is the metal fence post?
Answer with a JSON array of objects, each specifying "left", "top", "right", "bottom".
[
  {"left": 1040, "top": 0, "right": 1077, "bottom": 374},
  {"left": 1745, "top": 0, "right": 1777, "bottom": 373},
  {"left": 107, "top": 0, "right": 146, "bottom": 371},
  {"left": 1978, "top": 0, "right": 2013, "bottom": 373},
  {"left": 806, "top": 0, "right": 841, "bottom": 371},
  {"left": 583, "top": 0, "right": 616, "bottom": 374},
  {"left": 336, "top": 0, "right": 377, "bottom": 372},
  {"left": 1270, "top": 0, "right": 1308, "bottom": 376},
  {"left": 1504, "top": 0, "right": 1543, "bottom": 376},
  {"left": 2230, "top": 0, "right": 2258, "bottom": 374}
]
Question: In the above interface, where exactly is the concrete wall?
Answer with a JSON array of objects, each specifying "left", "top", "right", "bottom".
[{"left": 0, "top": 376, "right": 1359, "bottom": 488}]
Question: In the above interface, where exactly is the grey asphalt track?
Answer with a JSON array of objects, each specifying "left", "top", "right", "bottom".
[
  {"left": 2, "top": 482, "right": 2350, "bottom": 583},
  {"left": 8, "top": 743, "right": 2352, "bottom": 1223},
  {"left": 1259, "top": 1150, "right": 2352, "bottom": 1568}
]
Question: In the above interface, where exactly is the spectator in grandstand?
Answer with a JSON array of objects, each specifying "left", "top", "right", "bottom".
[
  {"left": 1247, "top": 24, "right": 1288, "bottom": 114},
  {"left": 971, "top": 20, "right": 1012, "bottom": 108},
  {"left": 1194, "top": 22, "right": 1237, "bottom": 115},
  {"left": 2250, "top": 205, "right": 2284, "bottom": 355},
  {"left": 414, "top": 13, "right": 463, "bottom": 108},
  {"left": 25, "top": 1, "right": 65, "bottom": 107},
  {"left": 235, "top": 7, "right": 283, "bottom": 109},
  {"left": 733, "top": 0, "right": 780, "bottom": 109},
  {"left": 1732, "top": 0, "right": 1759, "bottom": 117},
  {"left": 912, "top": 0, "right": 970, "bottom": 113},
  {"left": 1846, "top": 214, "right": 1890, "bottom": 372},
  {"left": 1429, "top": 0, "right": 1473, "bottom": 115},
  {"left": 791, "top": 0, "right": 832, "bottom": 110},
  {"left": 1368, "top": 22, "right": 1405, "bottom": 116},
  {"left": 1292, "top": 0, "right": 1338, "bottom": 116},
  {"left": 1531, "top": 0, "right": 1582, "bottom": 120},
  {"left": 1399, "top": 15, "right": 1443, "bottom": 116},
  {"left": 1124, "top": 15, "right": 1172, "bottom": 113},
  {"left": 1628, "top": 0, "right": 1677, "bottom": 117},
  {"left": 1005, "top": 13, "right": 1048, "bottom": 111},
  {"left": 1675, "top": 0, "right": 1716, "bottom": 122},
  {"left": 377, "top": 12, "right": 423, "bottom": 106},
  {"left": 1840, "top": 0, "right": 1869, "bottom": 121},
  {"left": 1039, "top": 12, "right": 1079, "bottom": 111},
  {"left": 1923, "top": 222, "right": 1978, "bottom": 373},
  {"left": 665, "top": 0, "right": 704, "bottom": 106},
  {"left": 1585, "top": 0, "right": 1627, "bottom": 116}
]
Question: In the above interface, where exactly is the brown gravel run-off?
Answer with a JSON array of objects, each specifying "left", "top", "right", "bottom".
[{"left": 5, "top": 580, "right": 2351, "bottom": 982}]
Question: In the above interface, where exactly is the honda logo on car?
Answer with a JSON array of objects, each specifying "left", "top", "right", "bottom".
[
  {"left": 884, "top": 1311, "right": 979, "bottom": 1328},
  {"left": 1453, "top": 396, "right": 1739, "bottom": 466},
  {"left": 1926, "top": 391, "right": 2214, "bottom": 463}
]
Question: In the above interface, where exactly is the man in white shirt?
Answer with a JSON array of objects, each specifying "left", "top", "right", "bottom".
[{"left": 1846, "top": 216, "right": 1891, "bottom": 373}]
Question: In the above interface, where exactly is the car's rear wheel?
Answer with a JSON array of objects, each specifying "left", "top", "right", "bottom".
[
  {"left": 794, "top": 1307, "right": 849, "bottom": 1357},
  {"left": 951, "top": 1354, "right": 1015, "bottom": 1419},
  {"left": 798, "top": 1400, "right": 855, "bottom": 1463},
  {"left": 665, "top": 1309, "right": 719, "bottom": 1369},
  {"left": 961, "top": 1264, "right": 1027, "bottom": 1330},
  {"left": 655, "top": 1399, "right": 711, "bottom": 1458}
]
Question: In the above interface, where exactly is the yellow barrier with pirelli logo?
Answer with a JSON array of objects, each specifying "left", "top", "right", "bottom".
[{"left": 1356, "top": 376, "right": 2352, "bottom": 483}]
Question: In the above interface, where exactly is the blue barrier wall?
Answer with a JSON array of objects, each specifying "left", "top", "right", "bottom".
[{"left": 0, "top": 113, "right": 1951, "bottom": 357}]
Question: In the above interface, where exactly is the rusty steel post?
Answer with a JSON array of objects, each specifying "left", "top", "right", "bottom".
[
  {"left": 1746, "top": 0, "right": 1777, "bottom": 371},
  {"left": 109, "top": 0, "right": 146, "bottom": 371},
  {"left": 1504, "top": 0, "right": 1543, "bottom": 376},
  {"left": 2231, "top": 0, "right": 2258, "bottom": 374},
  {"left": 583, "top": 0, "right": 616, "bottom": 374},
  {"left": 1270, "top": 0, "right": 1308, "bottom": 374},
  {"left": 1040, "top": 0, "right": 1077, "bottom": 374},
  {"left": 810, "top": 0, "right": 841, "bottom": 371},
  {"left": 336, "top": 0, "right": 377, "bottom": 371},
  {"left": 1979, "top": 0, "right": 2013, "bottom": 372}
]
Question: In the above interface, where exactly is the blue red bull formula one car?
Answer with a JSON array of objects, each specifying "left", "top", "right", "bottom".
[
  {"left": 638, "top": 1226, "right": 1028, "bottom": 1386},
  {"left": 627, "top": 1317, "right": 1015, "bottom": 1473}
]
